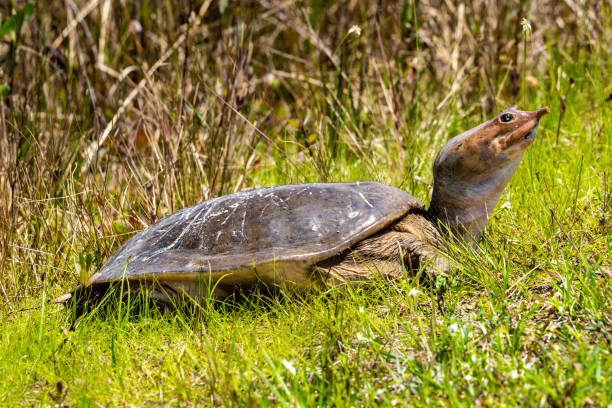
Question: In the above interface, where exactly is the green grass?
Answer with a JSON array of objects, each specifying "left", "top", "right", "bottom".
[{"left": 1, "top": 1, "right": 611, "bottom": 406}]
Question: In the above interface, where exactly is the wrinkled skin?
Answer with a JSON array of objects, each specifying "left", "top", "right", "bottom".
[{"left": 427, "top": 107, "right": 550, "bottom": 240}]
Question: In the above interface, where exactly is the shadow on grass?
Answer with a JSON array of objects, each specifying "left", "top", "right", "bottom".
[{"left": 65, "top": 274, "right": 444, "bottom": 329}]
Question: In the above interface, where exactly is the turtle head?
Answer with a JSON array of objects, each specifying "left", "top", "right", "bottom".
[{"left": 427, "top": 107, "right": 550, "bottom": 241}]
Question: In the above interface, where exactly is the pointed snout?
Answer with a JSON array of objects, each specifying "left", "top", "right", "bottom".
[{"left": 536, "top": 107, "right": 550, "bottom": 119}]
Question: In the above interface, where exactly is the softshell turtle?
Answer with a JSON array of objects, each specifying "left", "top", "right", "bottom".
[{"left": 73, "top": 107, "right": 550, "bottom": 305}]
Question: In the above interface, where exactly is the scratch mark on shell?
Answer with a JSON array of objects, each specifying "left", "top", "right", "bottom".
[
  {"left": 240, "top": 208, "right": 247, "bottom": 238},
  {"left": 142, "top": 201, "right": 216, "bottom": 261},
  {"left": 220, "top": 202, "right": 241, "bottom": 225},
  {"left": 358, "top": 191, "right": 374, "bottom": 208}
]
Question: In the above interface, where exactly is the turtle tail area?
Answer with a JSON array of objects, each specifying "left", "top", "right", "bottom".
[
  {"left": 59, "top": 280, "right": 161, "bottom": 318},
  {"left": 58, "top": 282, "right": 117, "bottom": 318},
  {"left": 59, "top": 279, "right": 236, "bottom": 318}
]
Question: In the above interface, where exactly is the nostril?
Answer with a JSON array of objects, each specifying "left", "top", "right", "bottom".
[{"left": 536, "top": 107, "right": 550, "bottom": 119}]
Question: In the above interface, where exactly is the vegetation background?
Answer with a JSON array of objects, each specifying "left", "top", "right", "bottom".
[{"left": 0, "top": 0, "right": 610, "bottom": 405}]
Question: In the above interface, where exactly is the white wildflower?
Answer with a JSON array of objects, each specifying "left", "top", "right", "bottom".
[
  {"left": 348, "top": 25, "right": 361, "bottom": 37},
  {"left": 407, "top": 288, "right": 420, "bottom": 297},
  {"left": 264, "top": 73, "right": 279, "bottom": 87},
  {"left": 356, "top": 331, "right": 370, "bottom": 343},
  {"left": 500, "top": 201, "right": 512, "bottom": 210},
  {"left": 281, "top": 359, "right": 296, "bottom": 376},
  {"left": 448, "top": 322, "right": 459, "bottom": 336},
  {"left": 521, "top": 18, "right": 532, "bottom": 35}
]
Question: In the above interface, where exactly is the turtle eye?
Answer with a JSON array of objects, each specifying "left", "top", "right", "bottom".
[{"left": 500, "top": 113, "right": 514, "bottom": 123}]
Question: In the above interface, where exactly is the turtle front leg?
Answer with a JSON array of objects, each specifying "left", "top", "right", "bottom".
[
  {"left": 313, "top": 213, "right": 451, "bottom": 314},
  {"left": 314, "top": 218, "right": 450, "bottom": 286},
  {"left": 392, "top": 213, "right": 452, "bottom": 314}
]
